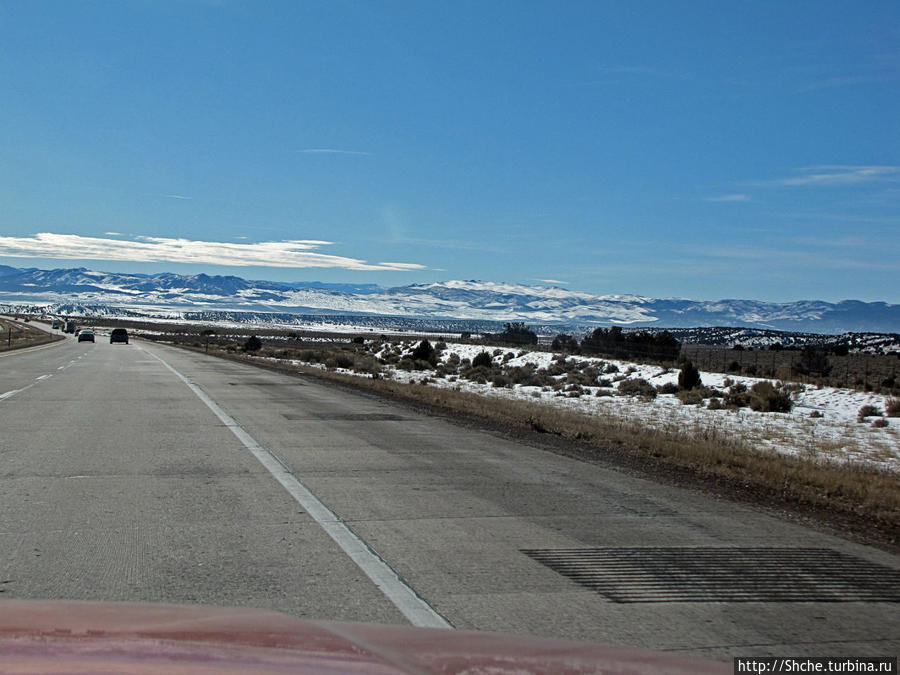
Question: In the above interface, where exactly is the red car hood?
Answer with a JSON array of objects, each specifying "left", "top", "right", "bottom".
[{"left": 0, "top": 600, "right": 728, "bottom": 674}]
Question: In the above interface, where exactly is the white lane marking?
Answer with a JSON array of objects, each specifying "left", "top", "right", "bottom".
[
  {"left": 1, "top": 370, "right": 57, "bottom": 401},
  {"left": 144, "top": 347, "right": 453, "bottom": 630}
]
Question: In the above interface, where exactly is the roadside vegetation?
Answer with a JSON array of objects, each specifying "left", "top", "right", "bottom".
[
  {"left": 0, "top": 316, "right": 63, "bottom": 352},
  {"left": 135, "top": 327, "right": 900, "bottom": 548}
]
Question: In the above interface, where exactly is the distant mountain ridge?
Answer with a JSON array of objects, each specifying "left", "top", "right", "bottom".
[{"left": 0, "top": 266, "right": 898, "bottom": 334}]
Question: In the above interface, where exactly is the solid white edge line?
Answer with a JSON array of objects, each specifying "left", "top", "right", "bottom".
[{"left": 144, "top": 346, "right": 453, "bottom": 630}]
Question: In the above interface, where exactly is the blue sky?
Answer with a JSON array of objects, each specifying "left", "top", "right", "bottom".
[{"left": 1, "top": 1, "right": 898, "bottom": 303}]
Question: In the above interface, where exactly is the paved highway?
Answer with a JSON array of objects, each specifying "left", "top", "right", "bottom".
[{"left": 1, "top": 333, "right": 898, "bottom": 661}]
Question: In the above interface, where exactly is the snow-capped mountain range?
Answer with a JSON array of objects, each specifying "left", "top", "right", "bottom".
[{"left": 1, "top": 265, "right": 898, "bottom": 334}]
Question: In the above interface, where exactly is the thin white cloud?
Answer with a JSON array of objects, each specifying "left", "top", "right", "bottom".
[
  {"left": 297, "top": 149, "right": 371, "bottom": 156},
  {"left": 0, "top": 233, "right": 425, "bottom": 272},
  {"left": 770, "top": 165, "right": 900, "bottom": 187},
  {"left": 704, "top": 194, "right": 751, "bottom": 202},
  {"left": 694, "top": 243, "right": 900, "bottom": 272},
  {"left": 537, "top": 278, "right": 568, "bottom": 285},
  {"left": 104, "top": 231, "right": 122, "bottom": 236},
  {"left": 163, "top": 194, "right": 193, "bottom": 200}
]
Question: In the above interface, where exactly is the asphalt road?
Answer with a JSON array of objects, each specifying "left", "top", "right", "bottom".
[{"left": 1, "top": 333, "right": 898, "bottom": 661}]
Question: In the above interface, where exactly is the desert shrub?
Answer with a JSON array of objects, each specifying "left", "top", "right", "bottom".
[
  {"left": 727, "top": 360, "right": 742, "bottom": 373},
  {"left": 617, "top": 378, "right": 657, "bottom": 399},
  {"left": 857, "top": 405, "right": 882, "bottom": 422},
  {"left": 604, "top": 363, "right": 619, "bottom": 374},
  {"left": 707, "top": 397, "right": 724, "bottom": 410},
  {"left": 352, "top": 356, "right": 382, "bottom": 376},
  {"left": 725, "top": 382, "right": 750, "bottom": 408},
  {"left": 330, "top": 353, "right": 355, "bottom": 369},
  {"left": 676, "top": 389, "right": 705, "bottom": 405},
  {"left": 595, "top": 389, "right": 613, "bottom": 397},
  {"left": 872, "top": 417, "right": 889, "bottom": 428},
  {"left": 678, "top": 361, "right": 702, "bottom": 390},
  {"left": 507, "top": 364, "right": 551, "bottom": 387},
  {"left": 809, "top": 410, "right": 824, "bottom": 418},
  {"left": 780, "top": 382, "right": 805, "bottom": 393},
  {"left": 491, "top": 373, "right": 512, "bottom": 388},
  {"left": 748, "top": 381, "right": 793, "bottom": 413},
  {"left": 460, "top": 364, "right": 494, "bottom": 384},
  {"left": 243, "top": 335, "right": 263, "bottom": 352},
  {"left": 657, "top": 382, "right": 680, "bottom": 395},
  {"left": 886, "top": 398, "right": 900, "bottom": 417},
  {"left": 396, "top": 358, "right": 416, "bottom": 371},
  {"left": 472, "top": 351, "right": 493, "bottom": 369},
  {"left": 565, "top": 370, "right": 591, "bottom": 387},
  {"left": 411, "top": 340, "right": 435, "bottom": 364},
  {"left": 743, "top": 364, "right": 757, "bottom": 376},
  {"left": 546, "top": 361, "right": 567, "bottom": 377}
]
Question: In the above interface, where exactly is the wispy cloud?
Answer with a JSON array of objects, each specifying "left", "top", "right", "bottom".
[
  {"left": 0, "top": 233, "right": 425, "bottom": 271},
  {"left": 104, "top": 231, "right": 122, "bottom": 236},
  {"left": 704, "top": 193, "right": 751, "bottom": 202},
  {"left": 768, "top": 165, "right": 900, "bottom": 187},
  {"left": 694, "top": 243, "right": 900, "bottom": 272},
  {"left": 163, "top": 194, "right": 193, "bottom": 200},
  {"left": 537, "top": 278, "right": 568, "bottom": 285},
  {"left": 297, "top": 148, "right": 371, "bottom": 156}
]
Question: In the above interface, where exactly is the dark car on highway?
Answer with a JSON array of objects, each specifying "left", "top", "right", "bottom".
[
  {"left": 77, "top": 329, "right": 95, "bottom": 343},
  {"left": 110, "top": 328, "right": 129, "bottom": 344}
]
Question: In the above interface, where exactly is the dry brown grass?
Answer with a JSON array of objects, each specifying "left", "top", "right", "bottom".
[
  {"left": 0, "top": 319, "right": 63, "bottom": 352},
  {"left": 184, "top": 342, "right": 900, "bottom": 547}
]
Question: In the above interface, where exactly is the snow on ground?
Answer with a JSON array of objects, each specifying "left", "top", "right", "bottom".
[{"left": 287, "top": 341, "right": 900, "bottom": 472}]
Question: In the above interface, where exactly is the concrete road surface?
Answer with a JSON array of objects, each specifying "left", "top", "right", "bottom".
[{"left": 1, "top": 336, "right": 898, "bottom": 661}]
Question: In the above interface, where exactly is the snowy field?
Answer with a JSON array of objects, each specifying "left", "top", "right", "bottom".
[{"left": 264, "top": 340, "right": 900, "bottom": 472}]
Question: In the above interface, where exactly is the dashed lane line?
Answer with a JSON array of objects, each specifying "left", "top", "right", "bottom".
[{"left": 144, "top": 346, "right": 453, "bottom": 630}]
